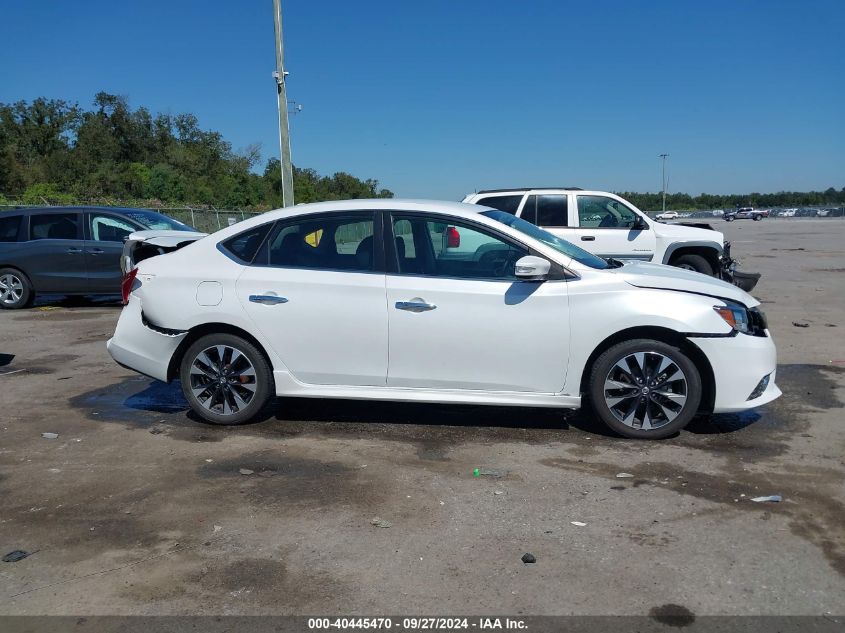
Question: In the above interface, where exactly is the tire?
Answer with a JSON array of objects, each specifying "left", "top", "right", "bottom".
[
  {"left": 588, "top": 339, "right": 702, "bottom": 439},
  {"left": 179, "top": 333, "right": 274, "bottom": 425},
  {"left": 753, "top": 214, "right": 762, "bottom": 221},
  {"left": 671, "top": 253, "right": 714, "bottom": 276},
  {"left": 724, "top": 216, "right": 734, "bottom": 222},
  {"left": 0, "top": 268, "right": 34, "bottom": 309}
]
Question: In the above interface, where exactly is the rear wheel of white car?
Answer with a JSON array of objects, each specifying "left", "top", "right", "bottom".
[
  {"left": 180, "top": 334, "right": 273, "bottom": 425},
  {"left": 588, "top": 339, "right": 702, "bottom": 439},
  {"left": 753, "top": 214, "right": 762, "bottom": 221},
  {"left": 671, "top": 254, "right": 713, "bottom": 276},
  {"left": 0, "top": 268, "right": 34, "bottom": 309}
]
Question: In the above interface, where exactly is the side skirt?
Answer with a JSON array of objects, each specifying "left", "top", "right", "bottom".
[{"left": 272, "top": 370, "right": 581, "bottom": 409}]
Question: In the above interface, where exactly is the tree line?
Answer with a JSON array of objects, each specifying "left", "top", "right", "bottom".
[
  {"left": 0, "top": 93, "right": 393, "bottom": 209},
  {"left": 1, "top": 94, "right": 842, "bottom": 211},
  {"left": 620, "top": 189, "right": 845, "bottom": 212}
]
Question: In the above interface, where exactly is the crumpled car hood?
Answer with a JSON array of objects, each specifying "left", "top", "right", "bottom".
[{"left": 615, "top": 261, "right": 758, "bottom": 307}]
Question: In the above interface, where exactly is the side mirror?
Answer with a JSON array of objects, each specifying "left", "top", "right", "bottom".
[
  {"left": 632, "top": 215, "right": 648, "bottom": 230},
  {"left": 514, "top": 255, "right": 551, "bottom": 280}
]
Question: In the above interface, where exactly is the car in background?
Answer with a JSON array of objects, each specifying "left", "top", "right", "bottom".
[
  {"left": 778, "top": 208, "right": 797, "bottom": 217},
  {"left": 462, "top": 188, "right": 757, "bottom": 289},
  {"left": 724, "top": 207, "right": 766, "bottom": 222},
  {"left": 108, "top": 199, "right": 780, "bottom": 440},
  {"left": 0, "top": 206, "right": 202, "bottom": 309},
  {"left": 655, "top": 211, "right": 679, "bottom": 220}
]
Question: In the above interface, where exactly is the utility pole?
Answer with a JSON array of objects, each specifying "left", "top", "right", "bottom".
[
  {"left": 273, "top": 0, "right": 294, "bottom": 207},
  {"left": 659, "top": 153, "right": 669, "bottom": 214}
]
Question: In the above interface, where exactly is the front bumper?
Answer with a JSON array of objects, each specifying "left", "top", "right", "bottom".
[
  {"left": 691, "top": 331, "right": 781, "bottom": 413},
  {"left": 719, "top": 241, "right": 760, "bottom": 292},
  {"left": 107, "top": 295, "right": 186, "bottom": 382}
]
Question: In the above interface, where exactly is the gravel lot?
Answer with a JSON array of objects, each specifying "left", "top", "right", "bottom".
[{"left": 1, "top": 218, "right": 843, "bottom": 617}]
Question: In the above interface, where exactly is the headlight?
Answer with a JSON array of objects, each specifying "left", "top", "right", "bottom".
[{"left": 713, "top": 300, "right": 751, "bottom": 333}]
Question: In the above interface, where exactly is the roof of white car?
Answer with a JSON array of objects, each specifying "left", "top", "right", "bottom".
[{"left": 261, "top": 198, "right": 495, "bottom": 221}]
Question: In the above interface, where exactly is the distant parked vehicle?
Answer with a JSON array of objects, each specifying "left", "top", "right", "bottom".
[
  {"left": 0, "top": 206, "right": 201, "bottom": 309},
  {"left": 724, "top": 207, "right": 765, "bottom": 222},
  {"left": 462, "top": 188, "right": 757, "bottom": 287},
  {"left": 778, "top": 208, "right": 797, "bottom": 217},
  {"left": 655, "top": 211, "right": 679, "bottom": 220}
]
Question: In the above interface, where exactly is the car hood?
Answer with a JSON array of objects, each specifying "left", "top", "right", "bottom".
[
  {"left": 615, "top": 261, "right": 758, "bottom": 307},
  {"left": 651, "top": 221, "right": 725, "bottom": 245},
  {"left": 126, "top": 229, "right": 207, "bottom": 247}
]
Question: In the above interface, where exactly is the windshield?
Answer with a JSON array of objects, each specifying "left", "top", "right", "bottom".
[
  {"left": 481, "top": 210, "right": 611, "bottom": 269},
  {"left": 123, "top": 210, "right": 196, "bottom": 232}
]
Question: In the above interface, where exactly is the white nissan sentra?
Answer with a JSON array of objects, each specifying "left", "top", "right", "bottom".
[{"left": 107, "top": 200, "right": 780, "bottom": 439}]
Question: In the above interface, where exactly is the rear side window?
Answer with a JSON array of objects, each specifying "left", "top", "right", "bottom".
[
  {"left": 262, "top": 214, "right": 376, "bottom": 271},
  {"left": 475, "top": 195, "right": 523, "bottom": 214},
  {"left": 221, "top": 223, "right": 273, "bottom": 263},
  {"left": 30, "top": 213, "right": 79, "bottom": 240},
  {"left": 0, "top": 215, "right": 22, "bottom": 242}
]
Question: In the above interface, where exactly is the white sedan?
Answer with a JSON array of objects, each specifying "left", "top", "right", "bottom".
[{"left": 107, "top": 200, "right": 780, "bottom": 439}]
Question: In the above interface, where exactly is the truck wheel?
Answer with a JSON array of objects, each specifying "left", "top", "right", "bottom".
[
  {"left": 588, "top": 339, "right": 702, "bottom": 439},
  {"left": 671, "top": 254, "right": 714, "bottom": 276},
  {"left": 0, "top": 268, "right": 34, "bottom": 310},
  {"left": 725, "top": 216, "right": 734, "bottom": 222},
  {"left": 753, "top": 214, "right": 762, "bottom": 221}
]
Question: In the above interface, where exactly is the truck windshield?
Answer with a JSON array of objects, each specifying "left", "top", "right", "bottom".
[{"left": 481, "top": 210, "right": 610, "bottom": 269}]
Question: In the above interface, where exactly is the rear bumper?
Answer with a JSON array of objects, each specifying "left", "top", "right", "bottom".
[
  {"left": 691, "top": 332, "right": 781, "bottom": 413},
  {"left": 106, "top": 295, "right": 186, "bottom": 382}
]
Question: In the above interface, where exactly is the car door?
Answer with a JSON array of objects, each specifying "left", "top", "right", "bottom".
[
  {"left": 20, "top": 211, "right": 88, "bottom": 292},
  {"left": 236, "top": 211, "right": 389, "bottom": 386},
  {"left": 386, "top": 212, "right": 570, "bottom": 393},
  {"left": 85, "top": 211, "right": 140, "bottom": 293},
  {"left": 570, "top": 194, "right": 656, "bottom": 261}
]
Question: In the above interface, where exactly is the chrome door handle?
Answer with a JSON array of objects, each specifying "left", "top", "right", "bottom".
[
  {"left": 249, "top": 294, "right": 289, "bottom": 305},
  {"left": 66, "top": 247, "right": 82, "bottom": 254},
  {"left": 395, "top": 299, "right": 436, "bottom": 313},
  {"left": 87, "top": 248, "right": 104, "bottom": 255},
  {"left": 580, "top": 235, "right": 595, "bottom": 241}
]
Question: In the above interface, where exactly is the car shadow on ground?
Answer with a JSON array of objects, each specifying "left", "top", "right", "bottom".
[{"left": 118, "top": 379, "right": 760, "bottom": 440}]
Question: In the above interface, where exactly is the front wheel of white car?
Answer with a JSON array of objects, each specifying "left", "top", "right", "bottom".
[
  {"left": 588, "top": 339, "right": 702, "bottom": 439},
  {"left": 179, "top": 333, "right": 274, "bottom": 425}
]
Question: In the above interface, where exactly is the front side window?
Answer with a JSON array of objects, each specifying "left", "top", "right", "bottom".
[
  {"left": 481, "top": 210, "right": 610, "bottom": 269},
  {"left": 0, "top": 215, "right": 22, "bottom": 242},
  {"left": 29, "top": 213, "right": 79, "bottom": 240},
  {"left": 577, "top": 195, "right": 640, "bottom": 229},
  {"left": 90, "top": 214, "right": 136, "bottom": 242},
  {"left": 392, "top": 215, "right": 528, "bottom": 280},
  {"left": 474, "top": 195, "right": 523, "bottom": 215},
  {"left": 262, "top": 214, "right": 375, "bottom": 271}
]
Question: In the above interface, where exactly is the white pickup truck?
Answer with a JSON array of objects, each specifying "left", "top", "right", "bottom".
[{"left": 462, "top": 188, "right": 758, "bottom": 290}]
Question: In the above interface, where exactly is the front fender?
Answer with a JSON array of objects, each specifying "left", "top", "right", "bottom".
[{"left": 660, "top": 240, "right": 723, "bottom": 265}]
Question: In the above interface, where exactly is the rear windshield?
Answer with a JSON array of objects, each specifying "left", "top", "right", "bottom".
[
  {"left": 0, "top": 214, "right": 22, "bottom": 242},
  {"left": 481, "top": 210, "right": 610, "bottom": 269},
  {"left": 121, "top": 210, "right": 196, "bottom": 232}
]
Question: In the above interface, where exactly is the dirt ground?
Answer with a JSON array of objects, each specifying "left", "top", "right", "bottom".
[{"left": 0, "top": 218, "right": 843, "bottom": 617}]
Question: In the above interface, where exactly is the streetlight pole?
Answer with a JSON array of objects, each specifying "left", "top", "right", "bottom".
[
  {"left": 659, "top": 153, "right": 669, "bottom": 214},
  {"left": 273, "top": 0, "right": 294, "bottom": 207}
]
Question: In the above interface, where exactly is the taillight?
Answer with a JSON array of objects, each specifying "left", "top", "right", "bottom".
[
  {"left": 446, "top": 226, "right": 460, "bottom": 248},
  {"left": 121, "top": 267, "right": 138, "bottom": 305}
]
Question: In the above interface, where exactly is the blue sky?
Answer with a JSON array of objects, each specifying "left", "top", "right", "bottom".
[{"left": 2, "top": 0, "right": 843, "bottom": 199}]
